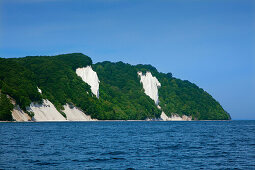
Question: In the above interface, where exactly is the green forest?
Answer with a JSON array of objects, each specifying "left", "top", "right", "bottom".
[
  {"left": 135, "top": 64, "right": 230, "bottom": 120},
  {"left": 0, "top": 53, "right": 230, "bottom": 121}
]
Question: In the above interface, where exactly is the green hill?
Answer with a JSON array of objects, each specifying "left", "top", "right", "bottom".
[{"left": 0, "top": 53, "right": 231, "bottom": 121}]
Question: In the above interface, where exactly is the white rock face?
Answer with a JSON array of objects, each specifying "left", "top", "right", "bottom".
[
  {"left": 6, "top": 94, "right": 31, "bottom": 122},
  {"left": 138, "top": 73, "right": 192, "bottom": 121},
  {"left": 63, "top": 104, "right": 96, "bottom": 121},
  {"left": 28, "top": 99, "right": 66, "bottom": 121},
  {"left": 76, "top": 66, "right": 100, "bottom": 98},
  {"left": 138, "top": 71, "right": 161, "bottom": 104},
  {"left": 12, "top": 105, "right": 31, "bottom": 122},
  {"left": 37, "top": 87, "right": 42, "bottom": 94},
  {"left": 160, "top": 112, "right": 192, "bottom": 121},
  {"left": 182, "top": 115, "right": 192, "bottom": 121}
]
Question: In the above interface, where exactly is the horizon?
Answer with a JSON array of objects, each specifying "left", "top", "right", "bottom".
[{"left": 0, "top": 0, "right": 254, "bottom": 120}]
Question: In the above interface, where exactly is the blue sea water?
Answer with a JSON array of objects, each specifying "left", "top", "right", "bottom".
[{"left": 0, "top": 121, "right": 254, "bottom": 169}]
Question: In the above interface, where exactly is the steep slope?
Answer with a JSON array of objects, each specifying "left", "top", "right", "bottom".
[
  {"left": 135, "top": 64, "right": 231, "bottom": 120},
  {"left": 137, "top": 71, "right": 192, "bottom": 121},
  {"left": 63, "top": 104, "right": 96, "bottom": 121},
  {"left": 0, "top": 53, "right": 231, "bottom": 121},
  {"left": 12, "top": 105, "right": 31, "bottom": 122},
  {"left": 76, "top": 66, "right": 100, "bottom": 98},
  {"left": 138, "top": 72, "right": 161, "bottom": 105},
  {"left": 93, "top": 61, "right": 161, "bottom": 120},
  {"left": 16, "top": 53, "right": 101, "bottom": 119},
  {"left": 0, "top": 54, "right": 102, "bottom": 121},
  {"left": 0, "top": 92, "right": 14, "bottom": 121},
  {"left": 0, "top": 58, "right": 42, "bottom": 111}
]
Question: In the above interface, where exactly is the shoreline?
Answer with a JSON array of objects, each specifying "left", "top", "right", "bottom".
[{"left": 0, "top": 119, "right": 233, "bottom": 123}]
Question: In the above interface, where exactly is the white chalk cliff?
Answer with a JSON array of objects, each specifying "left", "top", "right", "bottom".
[
  {"left": 76, "top": 66, "right": 100, "bottom": 98},
  {"left": 138, "top": 72, "right": 191, "bottom": 121},
  {"left": 8, "top": 71, "right": 192, "bottom": 121},
  {"left": 7, "top": 94, "right": 31, "bottom": 122},
  {"left": 63, "top": 104, "right": 96, "bottom": 121},
  {"left": 37, "top": 87, "right": 42, "bottom": 94},
  {"left": 160, "top": 111, "right": 192, "bottom": 121},
  {"left": 28, "top": 99, "right": 66, "bottom": 121},
  {"left": 25, "top": 88, "right": 96, "bottom": 121},
  {"left": 12, "top": 105, "right": 31, "bottom": 122},
  {"left": 138, "top": 71, "right": 161, "bottom": 104}
]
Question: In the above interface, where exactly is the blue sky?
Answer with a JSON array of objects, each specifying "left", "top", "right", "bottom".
[{"left": 1, "top": 0, "right": 254, "bottom": 119}]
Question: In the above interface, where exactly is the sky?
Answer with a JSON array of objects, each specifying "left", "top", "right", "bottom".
[{"left": 0, "top": 0, "right": 254, "bottom": 120}]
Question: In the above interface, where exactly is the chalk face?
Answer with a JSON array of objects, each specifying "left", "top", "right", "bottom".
[
  {"left": 37, "top": 87, "right": 42, "bottom": 94},
  {"left": 160, "top": 111, "right": 192, "bottom": 121},
  {"left": 12, "top": 105, "right": 31, "bottom": 122},
  {"left": 17, "top": 87, "right": 96, "bottom": 122},
  {"left": 138, "top": 71, "right": 161, "bottom": 105},
  {"left": 28, "top": 99, "right": 66, "bottom": 121},
  {"left": 26, "top": 88, "right": 66, "bottom": 121},
  {"left": 63, "top": 104, "right": 96, "bottom": 121},
  {"left": 76, "top": 66, "right": 100, "bottom": 98}
]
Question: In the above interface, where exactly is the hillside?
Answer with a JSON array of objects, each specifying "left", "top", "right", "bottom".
[{"left": 0, "top": 53, "right": 231, "bottom": 121}]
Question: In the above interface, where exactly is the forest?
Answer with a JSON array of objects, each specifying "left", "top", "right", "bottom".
[{"left": 0, "top": 53, "right": 230, "bottom": 121}]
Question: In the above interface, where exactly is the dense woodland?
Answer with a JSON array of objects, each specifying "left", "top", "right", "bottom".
[
  {"left": 135, "top": 65, "right": 230, "bottom": 120},
  {"left": 0, "top": 92, "right": 14, "bottom": 121},
  {"left": 0, "top": 53, "right": 230, "bottom": 121},
  {"left": 93, "top": 61, "right": 161, "bottom": 120}
]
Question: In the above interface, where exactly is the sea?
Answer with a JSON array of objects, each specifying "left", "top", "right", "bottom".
[{"left": 0, "top": 121, "right": 254, "bottom": 169}]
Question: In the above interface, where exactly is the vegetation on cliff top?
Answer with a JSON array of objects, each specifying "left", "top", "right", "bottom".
[
  {"left": 0, "top": 53, "right": 230, "bottom": 120},
  {"left": 0, "top": 92, "right": 14, "bottom": 121},
  {"left": 135, "top": 64, "right": 230, "bottom": 120}
]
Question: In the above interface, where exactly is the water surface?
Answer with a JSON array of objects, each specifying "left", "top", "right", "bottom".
[{"left": 0, "top": 121, "right": 254, "bottom": 169}]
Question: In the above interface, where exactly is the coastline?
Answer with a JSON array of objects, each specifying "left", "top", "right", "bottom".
[{"left": 0, "top": 119, "right": 232, "bottom": 122}]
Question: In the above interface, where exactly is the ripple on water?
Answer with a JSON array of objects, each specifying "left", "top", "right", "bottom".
[{"left": 0, "top": 121, "right": 254, "bottom": 169}]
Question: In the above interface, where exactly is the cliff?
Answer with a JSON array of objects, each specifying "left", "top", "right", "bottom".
[{"left": 0, "top": 53, "right": 231, "bottom": 121}]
